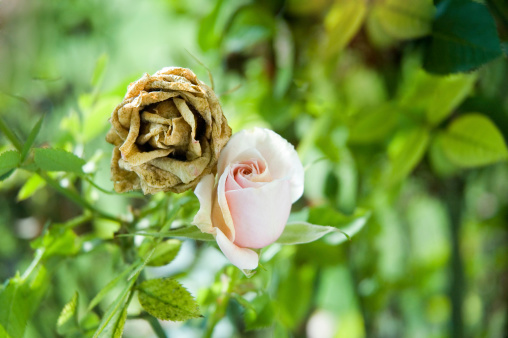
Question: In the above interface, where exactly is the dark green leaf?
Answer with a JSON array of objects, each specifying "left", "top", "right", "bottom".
[
  {"left": 34, "top": 148, "right": 85, "bottom": 174},
  {"left": 424, "top": 0, "right": 502, "bottom": 74},
  {"left": 0, "top": 151, "right": 20, "bottom": 178},
  {"left": 20, "top": 116, "right": 43, "bottom": 162},
  {"left": 137, "top": 278, "right": 201, "bottom": 321},
  {"left": 438, "top": 113, "right": 508, "bottom": 167}
]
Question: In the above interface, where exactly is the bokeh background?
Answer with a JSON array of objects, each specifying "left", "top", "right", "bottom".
[{"left": 1, "top": 0, "right": 507, "bottom": 337}]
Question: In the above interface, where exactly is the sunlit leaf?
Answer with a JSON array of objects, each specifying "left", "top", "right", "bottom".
[
  {"left": 125, "top": 227, "right": 214, "bottom": 242},
  {"left": 91, "top": 53, "right": 108, "bottom": 87},
  {"left": 438, "top": 113, "right": 508, "bottom": 167},
  {"left": 17, "top": 174, "right": 46, "bottom": 201},
  {"left": 368, "top": 0, "right": 434, "bottom": 43},
  {"left": 424, "top": 0, "right": 502, "bottom": 74},
  {"left": 348, "top": 104, "right": 398, "bottom": 144},
  {"left": 399, "top": 68, "right": 477, "bottom": 125},
  {"left": 34, "top": 148, "right": 85, "bottom": 174},
  {"left": 387, "top": 127, "right": 430, "bottom": 185},
  {"left": 137, "top": 278, "right": 201, "bottom": 321},
  {"left": 324, "top": 0, "right": 366, "bottom": 55}
]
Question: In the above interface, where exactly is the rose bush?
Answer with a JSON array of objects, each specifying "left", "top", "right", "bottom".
[
  {"left": 192, "top": 128, "right": 304, "bottom": 270},
  {"left": 106, "top": 67, "right": 231, "bottom": 194}
]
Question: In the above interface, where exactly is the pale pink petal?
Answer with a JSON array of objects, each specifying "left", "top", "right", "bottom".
[
  {"left": 192, "top": 174, "right": 215, "bottom": 233},
  {"left": 218, "top": 128, "right": 304, "bottom": 202},
  {"left": 225, "top": 170, "right": 242, "bottom": 191},
  {"left": 226, "top": 178, "right": 292, "bottom": 248},
  {"left": 215, "top": 228, "right": 259, "bottom": 270},
  {"left": 217, "top": 168, "right": 236, "bottom": 240}
]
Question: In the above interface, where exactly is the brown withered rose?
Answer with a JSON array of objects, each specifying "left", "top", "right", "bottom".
[{"left": 106, "top": 67, "right": 232, "bottom": 194}]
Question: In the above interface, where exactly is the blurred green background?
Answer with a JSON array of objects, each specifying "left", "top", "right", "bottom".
[{"left": 1, "top": 0, "right": 508, "bottom": 337}]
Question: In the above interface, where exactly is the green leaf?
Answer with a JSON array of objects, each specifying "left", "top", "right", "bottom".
[
  {"left": 387, "top": 127, "right": 430, "bottom": 185},
  {"left": 91, "top": 53, "right": 108, "bottom": 87},
  {"left": 277, "top": 208, "right": 369, "bottom": 245},
  {"left": 125, "top": 227, "right": 215, "bottom": 242},
  {"left": 368, "top": 0, "right": 433, "bottom": 44},
  {"left": 31, "top": 226, "right": 80, "bottom": 258},
  {"left": 17, "top": 174, "right": 46, "bottom": 201},
  {"left": 438, "top": 113, "right": 508, "bottom": 167},
  {"left": 137, "top": 278, "right": 201, "bottom": 321},
  {"left": 243, "top": 293, "right": 275, "bottom": 331},
  {"left": 20, "top": 116, "right": 43, "bottom": 162},
  {"left": 424, "top": 0, "right": 502, "bottom": 74},
  {"left": 34, "top": 148, "right": 85, "bottom": 174},
  {"left": 399, "top": 68, "right": 477, "bottom": 125},
  {"left": 138, "top": 239, "right": 182, "bottom": 267},
  {"left": 324, "top": 0, "right": 366, "bottom": 55},
  {"left": 93, "top": 276, "right": 137, "bottom": 338},
  {"left": 348, "top": 104, "right": 398, "bottom": 144},
  {"left": 0, "top": 150, "right": 20, "bottom": 178},
  {"left": 57, "top": 291, "right": 79, "bottom": 335},
  {"left": 0, "top": 267, "right": 48, "bottom": 338}
]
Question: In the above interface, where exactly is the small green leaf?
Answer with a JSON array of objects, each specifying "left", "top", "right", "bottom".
[
  {"left": 0, "top": 150, "right": 20, "bottom": 178},
  {"left": 137, "top": 278, "right": 201, "bottom": 321},
  {"left": 139, "top": 239, "right": 182, "bottom": 267},
  {"left": 324, "top": 0, "right": 366, "bottom": 55},
  {"left": 91, "top": 53, "right": 108, "bottom": 87},
  {"left": 17, "top": 174, "right": 46, "bottom": 201},
  {"left": 387, "top": 127, "right": 430, "bottom": 185},
  {"left": 57, "top": 291, "right": 79, "bottom": 335},
  {"left": 368, "top": 0, "right": 433, "bottom": 44},
  {"left": 20, "top": 116, "right": 43, "bottom": 162},
  {"left": 31, "top": 226, "right": 80, "bottom": 258},
  {"left": 424, "top": 0, "right": 502, "bottom": 74},
  {"left": 34, "top": 148, "right": 85, "bottom": 174},
  {"left": 438, "top": 113, "right": 508, "bottom": 167},
  {"left": 277, "top": 222, "right": 339, "bottom": 245}
]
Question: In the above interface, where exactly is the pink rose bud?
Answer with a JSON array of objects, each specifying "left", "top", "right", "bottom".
[{"left": 192, "top": 128, "right": 304, "bottom": 270}]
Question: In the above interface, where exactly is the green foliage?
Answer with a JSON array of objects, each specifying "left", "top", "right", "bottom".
[
  {"left": 138, "top": 239, "right": 182, "bottom": 267},
  {"left": 243, "top": 293, "right": 276, "bottom": 330},
  {"left": 34, "top": 148, "right": 86, "bottom": 174},
  {"left": 20, "top": 116, "right": 44, "bottom": 162},
  {"left": 424, "top": 0, "right": 502, "bottom": 74},
  {"left": 57, "top": 292, "right": 79, "bottom": 335},
  {"left": 0, "top": 150, "right": 20, "bottom": 179},
  {"left": 137, "top": 278, "right": 201, "bottom": 321},
  {"left": 17, "top": 174, "right": 46, "bottom": 201},
  {"left": 437, "top": 114, "right": 508, "bottom": 167}
]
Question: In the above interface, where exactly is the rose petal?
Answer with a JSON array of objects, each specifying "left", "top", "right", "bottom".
[
  {"left": 192, "top": 174, "right": 215, "bottom": 233},
  {"left": 218, "top": 128, "right": 304, "bottom": 203},
  {"left": 226, "top": 178, "right": 292, "bottom": 248},
  {"left": 215, "top": 228, "right": 258, "bottom": 270},
  {"left": 217, "top": 168, "right": 236, "bottom": 240}
]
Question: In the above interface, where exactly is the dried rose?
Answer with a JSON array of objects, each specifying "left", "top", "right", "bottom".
[{"left": 106, "top": 67, "right": 231, "bottom": 194}]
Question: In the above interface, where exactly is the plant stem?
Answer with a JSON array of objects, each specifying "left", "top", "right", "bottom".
[
  {"left": 145, "top": 314, "right": 167, "bottom": 338},
  {"left": 0, "top": 116, "right": 23, "bottom": 151},
  {"left": 39, "top": 171, "right": 120, "bottom": 222}
]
